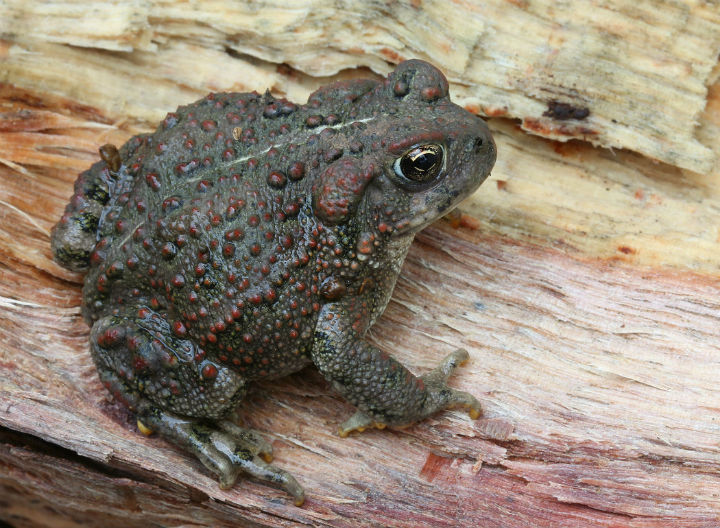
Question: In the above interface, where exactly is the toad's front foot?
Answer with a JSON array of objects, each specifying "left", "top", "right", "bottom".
[
  {"left": 140, "top": 412, "right": 305, "bottom": 506},
  {"left": 420, "top": 348, "right": 482, "bottom": 419},
  {"left": 338, "top": 349, "right": 482, "bottom": 436}
]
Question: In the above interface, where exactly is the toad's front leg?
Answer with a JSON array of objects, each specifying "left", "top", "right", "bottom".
[{"left": 311, "top": 304, "right": 481, "bottom": 437}]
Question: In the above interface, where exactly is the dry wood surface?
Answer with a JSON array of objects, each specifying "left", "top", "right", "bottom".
[{"left": 1, "top": 1, "right": 720, "bottom": 527}]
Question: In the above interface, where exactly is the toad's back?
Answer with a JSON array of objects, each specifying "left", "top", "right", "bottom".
[{"left": 60, "top": 87, "right": 381, "bottom": 379}]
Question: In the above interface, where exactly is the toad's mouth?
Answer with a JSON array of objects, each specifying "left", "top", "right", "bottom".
[{"left": 393, "top": 190, "right": 464, "bottom": 235}]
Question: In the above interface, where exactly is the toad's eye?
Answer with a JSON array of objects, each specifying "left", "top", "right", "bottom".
[{"left": 393, "top": 144, "right": 445, "bottom": 183}]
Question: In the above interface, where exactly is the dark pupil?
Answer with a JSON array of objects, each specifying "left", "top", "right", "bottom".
[
  {"left": 413, "top": 152, "right": 436, "bottom": 171},
  {"left": 401, "top": 146, "right": 442, "bottom": 181}
]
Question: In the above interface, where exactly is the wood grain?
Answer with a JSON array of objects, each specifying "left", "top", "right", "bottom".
[
  {"left": 1, "top": 0, "right": 717, "bottom": 172},
  {"left": 1, "top": 1, "right": 720, "bottom": 526}
]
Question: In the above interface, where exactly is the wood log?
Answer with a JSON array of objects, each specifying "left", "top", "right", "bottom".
[
  {"left": 1, "top": 0, "right": 717, "bottom": 172},
  {"left": 1, "top": 1, "right": 720, "bottom": 526}
]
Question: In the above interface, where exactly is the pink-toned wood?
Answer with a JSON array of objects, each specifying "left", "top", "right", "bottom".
[{"left": 1, "top": 75, "right": 719, "bottom": 528}]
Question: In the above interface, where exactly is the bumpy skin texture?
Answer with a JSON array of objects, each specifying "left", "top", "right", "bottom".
[{"left": 51, "top": 60, "right": 496, "bottom": 504}]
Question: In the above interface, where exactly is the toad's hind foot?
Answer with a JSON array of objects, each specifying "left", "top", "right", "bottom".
[{"left": 140, "top": 411, "right": 304, "bottom": 506}]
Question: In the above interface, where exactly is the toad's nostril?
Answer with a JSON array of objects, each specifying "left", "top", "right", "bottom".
[{"left": 473, "top": 136, "right": 485, "bottom": 154}]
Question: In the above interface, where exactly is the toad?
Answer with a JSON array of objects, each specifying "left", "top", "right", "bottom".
[{"left": 51, "top": 60, "right": 496, "bottom": 504}]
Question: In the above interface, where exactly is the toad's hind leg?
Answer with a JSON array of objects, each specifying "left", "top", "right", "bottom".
[
  {"left": 90, "top": 311, "right": 304, "bottom": 505},
  {"left": 138, "top": 412, "right": 305, "bottom": 506}
]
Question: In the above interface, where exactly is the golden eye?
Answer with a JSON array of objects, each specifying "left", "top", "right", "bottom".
[{"left": 394, "top": 144, "right": 445, "bottom": 183}]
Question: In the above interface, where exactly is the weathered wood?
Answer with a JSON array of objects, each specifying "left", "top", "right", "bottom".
[
  {"left": 1, "top": 1, "right": 720, "bottom": 526},
  {"left": 1, "top": 0, "right": 717, "bottom": 173}
]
